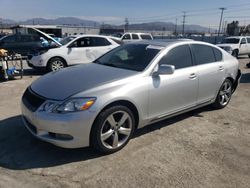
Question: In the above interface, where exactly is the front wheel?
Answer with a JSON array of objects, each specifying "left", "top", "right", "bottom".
[
  {"left": 47, "top": 57, "right": 66, "bottom": 72},
  {"left": 213, "top": 79, "right": 233, "bottom": 109},
  {"left": 91, "top": 106, "right": 135, "bottom": 154}
]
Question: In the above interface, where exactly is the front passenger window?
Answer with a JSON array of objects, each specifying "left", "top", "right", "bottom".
[{"left": 159, "top": 45, "right": 193, "bottom": 69}]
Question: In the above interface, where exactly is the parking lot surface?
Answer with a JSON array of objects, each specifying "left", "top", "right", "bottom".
[{"left": 0, "top": 59, "right": 250, "bottom": 188}]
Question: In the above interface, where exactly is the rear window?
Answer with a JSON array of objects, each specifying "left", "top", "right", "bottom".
[
  {"left": 191, "top": 44, "right": 216, "bottom": 65},
  {"left": 140, "top": 34, "right": 152, "bottom": 40}
]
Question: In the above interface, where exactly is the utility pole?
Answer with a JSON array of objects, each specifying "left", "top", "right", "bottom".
[
  {"left": 174, "top": 18, "right": 178, "bottom": 36},
  {"left": 182, "top": 11, "right": 186, "bottom": 36},
  {"left": 124, "top": 17, "right": 129, "bottom": 32},
  {"left": 218, "top": 8, "right": 226, "bottom": 37}
]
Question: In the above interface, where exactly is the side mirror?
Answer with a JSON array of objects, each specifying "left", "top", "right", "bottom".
[{"left": 153, "top": 64, "right": 175, "bottom": 76}]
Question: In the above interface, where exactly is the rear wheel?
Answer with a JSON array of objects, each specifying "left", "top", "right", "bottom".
[
  {"left": 47, "top": 57, "right": 66, "bottom": 72},
  {"left": 91, "top": 106, "right": 135, "bottom": 154},
  {"left": 213, "top": 79, "right": 233, "bottom": 109}
]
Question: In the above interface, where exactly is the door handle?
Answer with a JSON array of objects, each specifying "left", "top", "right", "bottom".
[
  {"left": 219, "top": 66, "right": 224, "bottom": 71},
  {"left": 189, "top": 73, "right": 197, "bottom": 79}
]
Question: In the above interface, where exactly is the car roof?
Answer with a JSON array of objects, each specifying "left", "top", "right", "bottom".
[
  {"left": 226, "top": 36, "right": 246, "bottom": 39},
  {"left": 130, "top": 39, "right": 195, "bottom": 47}
]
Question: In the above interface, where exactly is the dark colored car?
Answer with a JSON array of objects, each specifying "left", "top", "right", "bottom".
[{"left": 0, "top": 34, "right": 50, "bottom": 56}]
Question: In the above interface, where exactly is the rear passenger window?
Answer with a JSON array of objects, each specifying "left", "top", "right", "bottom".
[
  {"left": 91, "top": 37, "right": 111, "bottom": 46},
  {"left": 213, "top": 48, "right": 223, "bottom": 62},
  {"left": 132, "top": 34, "right": 139, "bottom": 40},
  {"left": 159, "top": 45, "right": 193, "bottom": 69},
  {"left": 192, "top": 44, "right": 216, "bottom": 65},
  {"left": 247, "top": 38, "right": 250, "bottom": 43}
]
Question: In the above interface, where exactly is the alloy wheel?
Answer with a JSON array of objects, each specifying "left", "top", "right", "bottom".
[
  {"left": 100, "top": 111, "right": 132, "bottom": 149},
  {"left": 51, "top": 60, "right": 65, "bottom": 71},
  {"left": 219, "top": 81, "right": 232, "bottom": 106}
]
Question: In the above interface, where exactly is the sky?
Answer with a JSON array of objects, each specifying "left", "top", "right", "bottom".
[{"left": 1, "top": 0, "right": 250, "bottom": 28}]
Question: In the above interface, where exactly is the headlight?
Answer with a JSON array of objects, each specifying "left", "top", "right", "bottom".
[
  {"left": 39, "top": 101, "right": 58, "bottom": 112},
  {"left": 56, "top": 98, "right": 96, "bottom": 113},
  {"left": 33, "top": 50, "right": 48, "bottom": 56}
]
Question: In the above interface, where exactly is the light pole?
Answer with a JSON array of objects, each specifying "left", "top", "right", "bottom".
[{"left": 218, "top": 8, "right": 226, "bottom": 37}]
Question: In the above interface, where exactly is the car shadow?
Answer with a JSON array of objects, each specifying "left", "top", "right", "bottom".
[
  {"left": 23, "top": 68, "right": 47, "bottom": 76},
  {"left": 0, "top": 106, "right": 214, "bottom": 170},
  {"left": 240, "top": 73, "right": 250, "bottom": 83}
]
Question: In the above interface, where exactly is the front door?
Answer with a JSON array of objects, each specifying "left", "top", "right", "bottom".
[{"left": 148, "top": 44, "right": 198, "bottom": 119}]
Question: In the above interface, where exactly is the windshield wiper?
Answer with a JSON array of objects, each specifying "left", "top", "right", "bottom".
[{"left": 102, "top": 63, "right": 119, "bottom": 68}]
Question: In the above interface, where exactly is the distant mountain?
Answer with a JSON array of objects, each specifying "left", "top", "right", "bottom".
[
  {"left": 1, "top": 17, "right": 213, "bottom": 33},
  {"left": 116, "top": 22, "right": 213, "bottom": 33}
]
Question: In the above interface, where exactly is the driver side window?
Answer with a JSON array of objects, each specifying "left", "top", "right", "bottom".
[
  {"left": 241, "top": 38, "right": 246, "bottom": 44},
  {"left": 70, "top": 37, "right": 92, "bottom": 48},
  {"left": 159, "top": 45, "right": 193, "bottom": 69}
]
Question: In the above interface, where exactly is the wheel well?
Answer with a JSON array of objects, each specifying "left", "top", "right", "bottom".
[
  {"left": 47, "top": 56, "right": 67, "bottom": 67},
  {"left": 226, "top": 77, "right": 234, "bottom": 84},
  {"left": 97, "top": 100, "right": 139, "bottom": 129}
]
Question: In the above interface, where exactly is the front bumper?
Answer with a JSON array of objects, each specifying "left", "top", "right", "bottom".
[{"left": 21, "top": 100, "right": 96, "bottom": 148}]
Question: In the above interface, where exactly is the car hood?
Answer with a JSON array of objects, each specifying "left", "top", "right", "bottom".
[{"left": 31, "top": 63, "right": 138, "bottom": 100}]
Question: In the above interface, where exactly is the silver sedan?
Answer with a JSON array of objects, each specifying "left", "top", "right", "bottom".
[{"left": 21, "top": 40, "right": 241, "bottom": 153}]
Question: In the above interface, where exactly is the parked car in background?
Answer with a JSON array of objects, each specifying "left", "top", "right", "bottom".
[
  {"left": 22, "top": 40, "right": 241, "bottom": 154},
  {"left": 217, "top": 36, "right": 250, "bottom": 58},
  {"left": 0, "top": 34, "right": 44, "bottom": 55},
  {"left": 0, "top": 28, "right": 62, "bottom": 56},
  {"left": 121, "top": 33, "right": 153, "bottom": 42},
  {"left": 27, "top": 35, "right": 120, "bottom": 71}
]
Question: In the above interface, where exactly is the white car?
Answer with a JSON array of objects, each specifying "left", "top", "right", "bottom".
[
  {"left": 27, "top": 35, "right": 120, "bottom": 71},
  {"left": 217, "top": 36, "right": 250, "bottom": 58},
  {"left": 121, "top": 33, "right": 153, "bottom": 42}
]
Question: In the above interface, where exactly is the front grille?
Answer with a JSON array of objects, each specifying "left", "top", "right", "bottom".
[{"left": 22, "top": 88, "right": 45, "bottom": 112}]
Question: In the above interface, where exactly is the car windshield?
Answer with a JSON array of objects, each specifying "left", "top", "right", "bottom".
[
  {"left": 60, "top": 36, "right": 76, "bottom": 45},
  {"left": 222, "top": 38, "right": 240, "bottom": 44},
  {"left": 94, "top": 43, "right": 161, "bottom": 71}
]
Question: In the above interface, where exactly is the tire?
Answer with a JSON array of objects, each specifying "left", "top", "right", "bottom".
[
  {"left": 213, "top": 79, "right": 233, "bottom": 109},
  {"left": 90, "top": 105, "right": 135, "bottom": 154},
  {"left": 232, "top": 50, "right": 238, "bottom": 58},
  {"left": 47, "top": 57, "right": 66, "bottom": 72},
  {"left": 248, "top": 54, "right": 250, "bottom": 58}
]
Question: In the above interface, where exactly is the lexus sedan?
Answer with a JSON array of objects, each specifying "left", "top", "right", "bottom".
[{"left": 21, "top": 40, "right": 241, "bottom": 153}]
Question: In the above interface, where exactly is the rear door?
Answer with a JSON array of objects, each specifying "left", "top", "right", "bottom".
[
  {"left": 191, "top": 44, "right": 224, "bottom": 104},
  {"left": 149, "top": 44, "right": 198, "bottom": 119}
]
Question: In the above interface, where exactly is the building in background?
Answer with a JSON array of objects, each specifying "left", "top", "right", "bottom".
[{"left": 11, "top": 25, "right": 100, "bottom": 37}]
